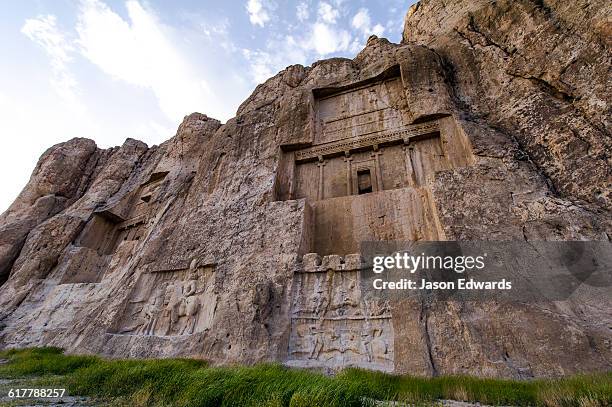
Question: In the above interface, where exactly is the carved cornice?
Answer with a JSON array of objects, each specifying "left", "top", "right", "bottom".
[
  {"left": 118, "top": 214, "right": 146, "bottom": 230},
  {"left": 148, "top": 260, "right": 191, "bottom": 273},
  {"left": 291, "top": 315, "right": 391, "bottom": 321},
  {"left": 294, "top": 121, "right": 439, "bottom": 162}
]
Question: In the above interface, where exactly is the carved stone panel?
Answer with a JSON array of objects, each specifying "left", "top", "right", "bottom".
[
  {"left": 277, "top": 68, "right": 474, "bottom": 204},
  {"left": 112, "top": 264, "right": 217, "bottom": 336},
  {"left": 115, "top": 173, "right": 167, "bottom": 244},
  {"left": 315, "top": 77, "right": 407, "bottom": 145},
  {"left": 286, "top": 254, "right": 393, "bottom": 372}
]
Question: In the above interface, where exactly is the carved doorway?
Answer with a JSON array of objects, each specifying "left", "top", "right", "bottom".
[{"left": 352, "top": 160, "right": 379, "bottom": 195}]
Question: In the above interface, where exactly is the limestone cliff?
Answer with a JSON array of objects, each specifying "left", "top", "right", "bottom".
[{"left": 0, "top": 0, "right": 610, "bottom": 378}]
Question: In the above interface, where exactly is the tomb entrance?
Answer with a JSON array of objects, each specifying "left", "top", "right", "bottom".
[{"left": 274, "top": 67, "right": 474, "bottom": 255}]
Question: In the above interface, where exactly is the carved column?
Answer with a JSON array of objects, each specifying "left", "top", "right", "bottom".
[
  {"left": 403, "top": 140, "right": 417, "bottom": 187},
  {"left": 289, "top": 153, "right": 297, "bottom": 199},
  {"left": 372, "top": 145, "right": 384, "bottom": 192},
  {"left": 344, "top": 152, "right": 353, "bottom": 196},
  {"left": 317, "top": 156, "right": 326, "bottom": 200}
]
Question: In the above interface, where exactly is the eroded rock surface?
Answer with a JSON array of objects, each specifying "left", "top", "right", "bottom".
[{"left": 0, "top": 0, "right": 609, "bottom": 378}]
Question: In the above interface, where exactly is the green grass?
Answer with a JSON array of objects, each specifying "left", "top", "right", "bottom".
[{"left": 0, "top": 347, "right": 610, "bottom": 406}]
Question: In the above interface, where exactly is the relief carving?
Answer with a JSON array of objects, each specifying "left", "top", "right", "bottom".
[
  {"left": 287, "top": 254, "right": 393, "bottom": 372},
  {"left": 294, "top": 121, "right": 440, "bottom": 162},
  {"left": 114, "top": 262, "right": 217, "bottom": 336},
  {"left": 315, "top": 75, "right": 407, "bottom": 145}
]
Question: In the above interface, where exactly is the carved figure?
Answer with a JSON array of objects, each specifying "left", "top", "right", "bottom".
[
  {"left": 138, "top": 288, "right": 164, "bottom": 335},
  {"left": 292, "top": 324, "right": 310, "bottom": 354},
  {"left": 330, "top": 278, "right": 360, "bottom": 316},
  {"left": 307, "top": 325, "right": 324, "bottom": 359},
  {"left": 345, "top": 280, "right": 361, "bottom": 313},
  {"left": 322, "top": 332, "right": 339, "bottom": 362},
  {"left": 179, "top": 269, "right": 201, "bottom": 335},
  {"left": 331, "top": 285, "right": 347, "bottom": 316},
  {"left": 339, "top": 329, "right": 360, "bottom": 355},
  {"left": 324, "top": 331, "right": 342, "bottom": 356},
  {"left": 118, "top": 283, "right": 164, "bottom": 335},
  {"left": 164, "top": 282, "right": 183, "bottom": 335},
  {"left": 366, "top": 296, "right": 390, "bottom": 317},
  {"left": 371, "top": 328, "right": 391, "bottom": 361},
  {"left": 310, "top": 276, "right": 329, "bottom": 317},
  {"left": 361, "top": 323, "right": 374, "bottom": 362}
]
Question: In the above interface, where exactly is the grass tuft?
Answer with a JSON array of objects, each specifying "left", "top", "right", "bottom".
[{"left": 0, "top": 347, "right": 610, "bottom": 406}]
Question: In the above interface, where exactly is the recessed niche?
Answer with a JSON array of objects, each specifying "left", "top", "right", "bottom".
[
  {"left": 357, "top": 169, "right": 373, "bottom": 195},
  {"left": 60, "top": 171, "right": 169, "bottom": 284}
]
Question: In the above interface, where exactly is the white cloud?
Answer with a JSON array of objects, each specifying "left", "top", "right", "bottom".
[
  {"left": 243, "top": 35, "right": 308, "bottom": 84},
  {"left": 296, "top": 2, "right": 309, "bottom": 22},
  {"left": 242, "top": 0, "right": 355, "bottom": 83},
  {"left": 351, "top": 9, "right": 370, "bottom": 32},
  {"left": 242, "top": 49, "right": 275, "bottom": 84},
  {"left": 201, "top": 18, "right": 236, "bottom": 52},
  {"left": 299, "top": 2, "right": 351, "bottom": 56},
  {"left": 75, "top": 0, "right": 222, "bottom": 122},
  {"left": 310, "top": 22, "right": 350, "bottom": 54},
  {"left": 351, "top": 8, "right": 385, "bottom": 37},
  {"left": 21, "top": 15, "right": 81, "bottom": 108},
  {"left": 21, "top": 15, "right": 73, "bottom": 69},
  {"left": 317, "top": 2, "right": 339, "bottom": 24},
  {"left": 292, "top": 2, "right": 352, "bottom": 57},
  {"left": 246, "top": 0, "right": 271, "bottom": 27},
  {"left": 372, "top": 24, "right": 385, "bottom": 37}
]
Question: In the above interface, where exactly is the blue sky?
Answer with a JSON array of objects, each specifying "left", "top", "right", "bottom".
[{"left": 0, "top": 0, "right": 414, "bottom": 212}]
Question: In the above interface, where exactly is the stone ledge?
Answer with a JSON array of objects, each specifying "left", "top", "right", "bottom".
[{"left": 301, "top": 253, "right": 363, "bottom": 272}]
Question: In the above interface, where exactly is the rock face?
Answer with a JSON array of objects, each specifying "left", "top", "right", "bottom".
[{"left": 0, "top": 0, "right": 610, "bottom": 378}]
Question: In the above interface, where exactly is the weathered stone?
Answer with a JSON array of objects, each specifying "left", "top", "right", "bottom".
[
  {"left": 403, "top": 0, "right": 611, "bottom": 210},
  {"left": 0, "top": 0, "right": 609, "bottom": 379}
]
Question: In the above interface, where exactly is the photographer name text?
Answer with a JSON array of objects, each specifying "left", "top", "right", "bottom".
[{"left": 371, "top": 252, "right": 512, "bottom": 290}]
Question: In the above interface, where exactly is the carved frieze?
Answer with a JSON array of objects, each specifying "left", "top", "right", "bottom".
[
  {"left": 113, "top": 263, "right": 217, "bottom": 336},
  {"left": 287, "top": 253, "right": 393, "bottom": 372},
  {"left": 294, "top": 121, "right": 439, "bottom": 162}
]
